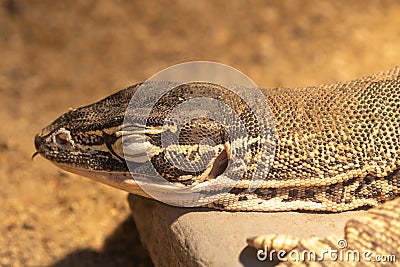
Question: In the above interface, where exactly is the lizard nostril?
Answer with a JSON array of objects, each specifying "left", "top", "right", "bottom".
[
  {"left": 55, "top": 132, "right": 70, "bottom": 146},
  {"left": 52, "top": 128, "right": 75, "bottom": 149}
]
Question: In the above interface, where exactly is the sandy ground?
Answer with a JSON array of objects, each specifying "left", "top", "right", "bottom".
[{"left": 1, "top": 1, "right": 400, "bottom": 266}]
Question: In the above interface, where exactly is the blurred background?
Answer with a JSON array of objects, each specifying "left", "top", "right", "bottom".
[{"left": 1, "top": 1, "right": 400, "bottom": 266}]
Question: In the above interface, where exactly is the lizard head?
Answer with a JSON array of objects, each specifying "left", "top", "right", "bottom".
[{"left": 34, "top": 82, "right": 234, "bottom": 201}]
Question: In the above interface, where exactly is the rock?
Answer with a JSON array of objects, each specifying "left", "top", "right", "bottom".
[{"left": 128, "top": 194, "right": 366, "bottom": 267}]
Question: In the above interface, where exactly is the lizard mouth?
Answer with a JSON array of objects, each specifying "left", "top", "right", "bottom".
[
  {"left": 34, "top": 134, "right": 43, "bottom": 153},
  {"left": 48, "top": 161, "right": 154, "bottom": 198},
  {"left": 33, "top": 133, "right": 49, "bottom": 159}
]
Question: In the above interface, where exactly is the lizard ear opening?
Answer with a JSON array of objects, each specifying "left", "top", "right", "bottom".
[{"left": 208, "top": 149, "right": 229, "bottom": 179}]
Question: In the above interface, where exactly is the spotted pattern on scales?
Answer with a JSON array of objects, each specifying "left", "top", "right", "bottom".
[{"left": 35, "top": 68, "right": 400, "bottom": 266}]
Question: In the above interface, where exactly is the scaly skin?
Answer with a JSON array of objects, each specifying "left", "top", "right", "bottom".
[{"left": 35, "top": 68, "right": 400, "bottom": 266}]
